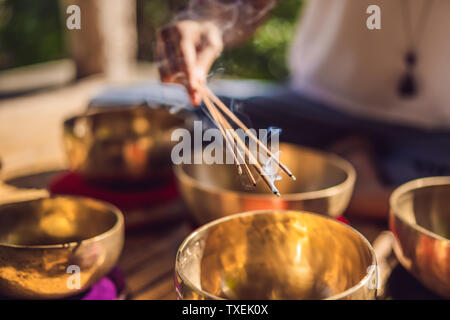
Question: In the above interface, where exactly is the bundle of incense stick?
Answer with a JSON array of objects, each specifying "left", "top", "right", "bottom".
[{"left": 198, "top": 85, "right": 296, "bottom": 197}]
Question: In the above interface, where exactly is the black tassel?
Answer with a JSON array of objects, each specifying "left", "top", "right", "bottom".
[
  {"left": 398, "top": 51, "right": 418, "bottom": 98},
  {"left": 398, "top": 71, "right": 418, "bottom": 98}
]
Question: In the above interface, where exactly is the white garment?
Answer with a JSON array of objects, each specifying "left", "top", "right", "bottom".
[{"left": 289, "top": 0, "right": 450, "bottom": 129}]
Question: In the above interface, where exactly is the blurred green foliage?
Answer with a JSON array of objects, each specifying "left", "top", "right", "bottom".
[
  {"left": 0, "top": 0, "right": 304, "bottom": 81},
  {"left": 0, "top": 0, "right": 66, "bottom": 70},
  {"left": 218, "top": 0, "right": 305, "bottom": 80}
]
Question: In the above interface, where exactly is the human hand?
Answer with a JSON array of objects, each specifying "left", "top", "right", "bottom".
[{"left": 156, "top": 20, "right": 223, "bottom": 106}]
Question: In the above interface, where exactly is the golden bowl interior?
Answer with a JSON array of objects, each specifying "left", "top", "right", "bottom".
[
  {"left": 175, "top": 143, "right": 356, "bottom": 224},
  {"left": 180, "top": 144, "right": 352, "bottom": 196},
  {"left": 63, "top": 106, "right": 190, "bottom": 184},
  {"left": 391, "top": 179, "right": 450, "bottom": 240},
  {"left": 0, "top": 196, "right": 124, "bottom": 299},
  {"left": 390, "top": 177, "right": 450, "bottom": 298},
  {"left": 0, "top": 197, "right": 119, "bottom": 247},
  {"left": 176, "top": 210, "right": 376, "bottom": 300}
]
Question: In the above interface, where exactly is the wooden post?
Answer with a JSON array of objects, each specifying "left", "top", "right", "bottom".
[{"left": 61, "top": 0, "right": 137, "bottom": 82}]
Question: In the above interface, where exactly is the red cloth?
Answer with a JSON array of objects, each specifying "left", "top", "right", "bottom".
[
  {"left": 336, "top": 216, "right": 350, "bottom": 225},
  {"left": 48, "top": 172, "right": 178, "bottom": 210}
]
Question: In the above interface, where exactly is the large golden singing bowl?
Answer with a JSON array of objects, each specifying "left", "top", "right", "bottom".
[
  {"left": 174, "top": 143, "right": 356, "bottom": 225},
  {"left": 63, "top": 106, "right": 191, "bottom": 185},
  {"left": 175, "top": 210, "right": 377, "bottom": 300},
  {"left": 0, "top": 196, "right": 124, "bottom": 299},
  {"left": 390, "top": 177, "right": 450, "bottom": 298}
]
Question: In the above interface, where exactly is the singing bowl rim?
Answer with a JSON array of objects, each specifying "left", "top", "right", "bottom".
[
  {"left": 0, "top": 195, "right": 125, "bottom": 250},
  {"left": 389, "top": 176, "right": 450, "bottom": 243},
  {"left": 175, "top": 209, "right": 377, "bottom": 300},
  {"left": 173, "top": 143, "right": 356, "bottom": 201},
  {"left": 63, "top": 104, "right": 189, "bottom": 133}
]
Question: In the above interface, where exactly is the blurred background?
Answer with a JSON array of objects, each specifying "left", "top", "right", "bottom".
[
  {"left": 0, "top": 0, "right": 304, "bottom": 85},
  {"left": 0, "top": 0, "right": 304, "bottom": 188}
]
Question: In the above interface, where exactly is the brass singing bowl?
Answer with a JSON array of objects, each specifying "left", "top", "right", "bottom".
[
  {"left": 174, "top": 143, "right": 356, "bottom": 225},
  {"left": 63, "top": 106, "right": 191, "bottom": 185},
  {"left": 175, "top": 210, "right": 377, "bottom": 300},
  {"left": 390, "top": 177, "right": 450, "bottom": 298},
  {"left": 0, "top": 196, "right": 124, "bottom": 299}
]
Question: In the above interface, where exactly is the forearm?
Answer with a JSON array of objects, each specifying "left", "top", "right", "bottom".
[{"left": 174, "top": 0, "right": 278, "bottom": 47}]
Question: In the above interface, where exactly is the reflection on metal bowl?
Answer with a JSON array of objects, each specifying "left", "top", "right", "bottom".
[
  {"left": 0, "top": 196, "right": 124, "bottom": 299},
  {"left": 175, "top": 210, "right": 376, "bottom": 300},
  {"left": 63, "top": 106, "right": 192, "bottom": 185},
  {"left": 174, "top": 143, "right": 356, "bottom": 225},
  {"left": 390, "top": 177, "right": 450, "bottom": 298}
]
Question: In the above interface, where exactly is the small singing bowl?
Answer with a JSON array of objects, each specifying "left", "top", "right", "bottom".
[
  {"left": 175, "top": 210, "right": 377, "bottom": 300},
  {"left": 174, "top": 143, "right": 356, "bottom": 225},
  {"left": 390, "top": 177, "right": 450, "bottom": 298},
  {"left": 0, "top": 196, "right": 124, "bottom": 299},
  {"left": 63, "top": 105, "right": 192, "bottom": 185}
]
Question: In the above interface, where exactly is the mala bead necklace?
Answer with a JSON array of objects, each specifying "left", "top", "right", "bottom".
[{"left": 398, "top": 0, "right": 435, "bottom": 98}]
